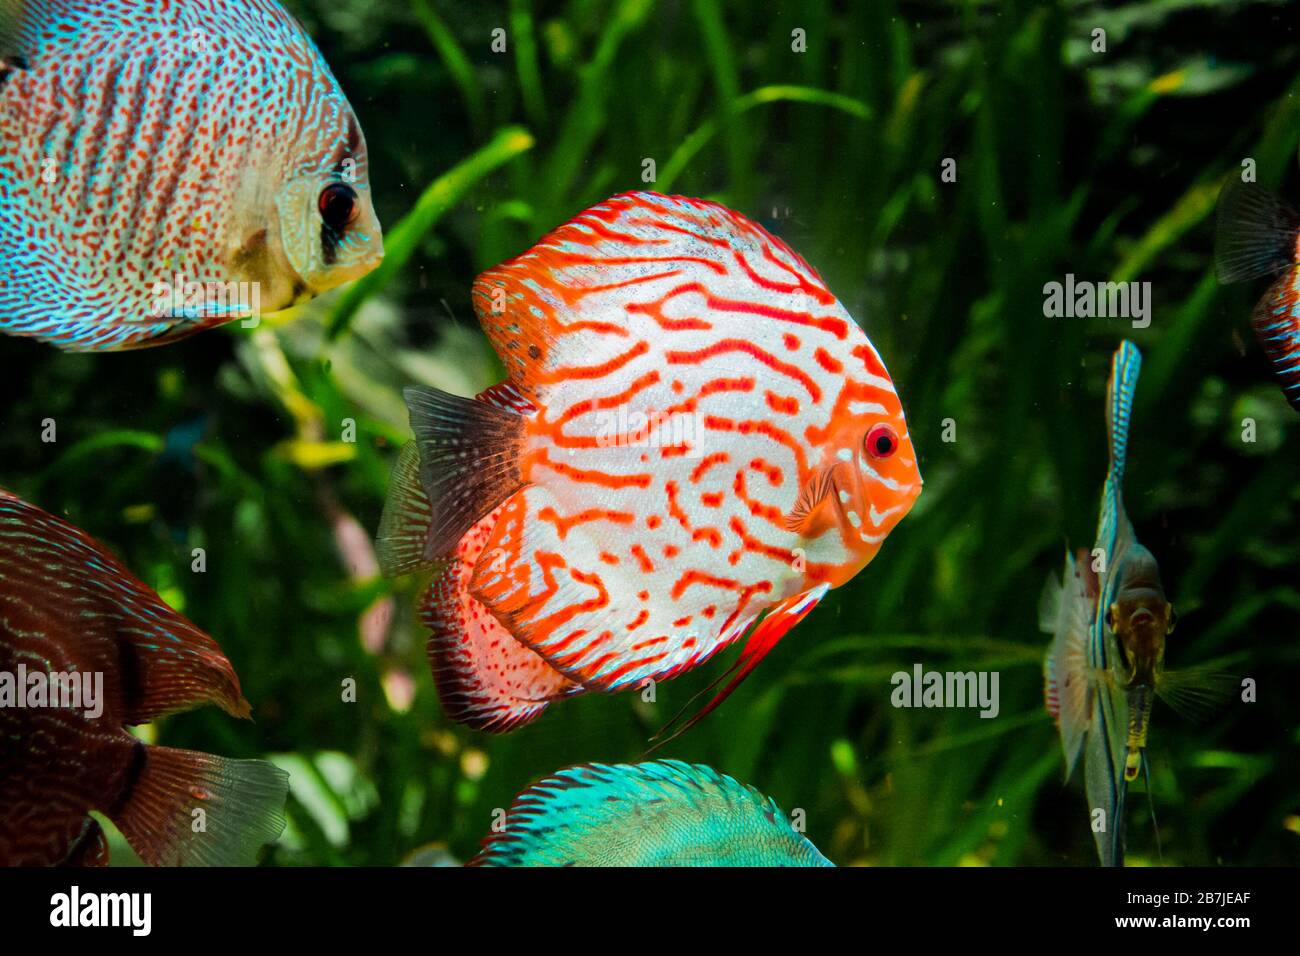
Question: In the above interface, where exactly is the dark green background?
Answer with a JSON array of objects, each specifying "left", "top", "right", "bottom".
[{"left": 1, "top": 0, "right": 1296, "bottom": 865}]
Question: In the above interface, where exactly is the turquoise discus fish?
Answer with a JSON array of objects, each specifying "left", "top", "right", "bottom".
[
  {"left": 0, "top": 0, "right": 383, "bottom": 350},
  {"left": 0, "top": 488, "right": 288, "bottom": 866},
  {"left": 470, "top": 760, "right": 833, "bottom": 867}
]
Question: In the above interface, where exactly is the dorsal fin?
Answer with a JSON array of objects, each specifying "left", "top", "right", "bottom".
[
  {"left": 0, "top": 488, "right": 251, "bottom": 724},
  {"left": 471, "top": 190, "right": 839, "bottom": 395},
  {"left": 1214, "top": 179, "right": 1300, "bottom": 283}
]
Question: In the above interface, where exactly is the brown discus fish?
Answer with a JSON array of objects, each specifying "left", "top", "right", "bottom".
[{"left": 0, "top": 488, "right": 287, "bottom": 866}]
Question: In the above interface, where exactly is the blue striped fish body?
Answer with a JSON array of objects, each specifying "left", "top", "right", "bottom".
[
  {"left": 0, "top": 0, "right": 382, "bottom": 350},
  {"left": 1085, "top": 341, "right": 1143, "bottom": 867}
]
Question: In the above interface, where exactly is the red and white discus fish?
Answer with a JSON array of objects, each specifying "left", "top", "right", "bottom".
[
  {"left": 380, "top": 191, "right": 922, "bottom": 734},
  {"left": 0, "top": 0, "right": 383, "bottom": 350}
]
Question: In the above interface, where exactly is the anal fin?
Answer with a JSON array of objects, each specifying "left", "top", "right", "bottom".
[{"left": 650, "top": 583, "right": 830, "bottom": 750}]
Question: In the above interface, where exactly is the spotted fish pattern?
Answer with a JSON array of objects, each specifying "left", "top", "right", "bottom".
[
  {"left": 380, "top": 191, "right": 921, "bottom": 733},
  {"left": 0, "top": 0, "right": 383, "bottom": 350},
  {"left": 470, "top": 760, "right": 833, "bottom": 867},
  {"left": 0, "top": 488, "right": 287, "bottom": 865}
]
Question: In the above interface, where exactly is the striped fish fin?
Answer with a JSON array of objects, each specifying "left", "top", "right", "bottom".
[
  {"left": 0, "top": 488, "right": 251, "bottom": 723},
  {"left": 375, "top": 442, "right": 434, "bottom": 577},
  {"left": 108, "top": 744, "right": 288, "bottom": 866},
  {"left": 1106, "top": 341, "right": 1142, "bottom": 488},
  {"left": 470, "top": 190, "right": 837, "bottom": 395},
  {"left": 377, "top": 383, "right": 537, "bottom": 578},
  {"left": 398, "top": 384, "right": 526, "bottom": 563},
  {"left": 469, "top": 760, "right": 832, "bottom": 867},
  {"left": 1250, "top": 274, "right": 1300, "bottom": 411},
  {"left": 1214, "top": 179, "right": 1300, "bottom": 283},
  {"left": 419, "top": 504, "right": 581, "bottom": 733}
]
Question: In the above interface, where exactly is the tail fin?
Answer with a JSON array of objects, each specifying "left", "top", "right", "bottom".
[
  {"left": 1215, "top": 179, "right": 1300, "bottom": 283},
  {"left": 399, "top": 385, "right": 526, "bottom": 564},
  {"left": 376, "top": 442, "right": 436, "bottom": 577},
  {"left": 108, "top": 745, "right": 288, "bottom": 867}
]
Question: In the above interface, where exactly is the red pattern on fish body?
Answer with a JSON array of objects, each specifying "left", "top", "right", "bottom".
[
  {"left": 467, "top": 192, "right": 922, "bottom": 692},
  {"left": 421, "top": 502, "right": 583, "bottom": 733},
  {"left": 0, "top": 0, "right": 382, "bottom": 349}
]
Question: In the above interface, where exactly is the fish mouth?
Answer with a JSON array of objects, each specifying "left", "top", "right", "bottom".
[{"left": 308, "top": 232, "right": 385, "bottom": 294}]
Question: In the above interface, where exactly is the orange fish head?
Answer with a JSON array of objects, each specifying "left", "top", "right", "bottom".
[
  {"left": 786, "top": 394, "right": 922, "bottom": 582},
  {"left": 840, "top": 401, "right": 923, "bottom": 553}
]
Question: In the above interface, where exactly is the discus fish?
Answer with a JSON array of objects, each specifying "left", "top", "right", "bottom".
[
  {"left": 379, "top": 191, "right": 922, "bottom": 735},
  {"left": 469, "top": 760, "right": 833, "bottom": 867},
  {"left": 0, "top": 488, "right": 287, "bottom": 866},
  {"left": 1042, "top": 342, "right": 1226, "bottom": 866},
  {"left": 0, "top": 0, "right": 383, "bottom": 350},
  {"left": 1214, "top": 179, "right": 1300, "bottom": 409}
]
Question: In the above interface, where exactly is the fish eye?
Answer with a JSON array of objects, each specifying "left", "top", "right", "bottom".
[
  {"left": 318, "top": 182, "right": 359, "bottom": 233},
  {"left": 865, "top": 424, "right": 898, "bottom": 460}
]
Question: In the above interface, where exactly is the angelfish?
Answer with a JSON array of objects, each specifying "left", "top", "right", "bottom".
[
  {"left": 378, "top": 191, "right": 922, "bottom": 736},
  {"left": 0, "top": 488, "right": 288, "bottom": 866},
  {"left": 0, "top": 0, "right": 383, "bottom": 350},
  {"left": 1214, "top": 179, "right": 1300, "bottom": 410},
  {"left": 469, "top": 760, "right": 833, "bottom": 867},
  {"left": 1042, "top": 342, "right": 1225, "bottom": 866}
]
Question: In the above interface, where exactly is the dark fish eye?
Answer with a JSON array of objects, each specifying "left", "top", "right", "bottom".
[
  {"left": 865, "top": 424, "right": 898, "bottom": 460},
  {"left": 318, "top": 182, "right": 359, "bottom": 232}
]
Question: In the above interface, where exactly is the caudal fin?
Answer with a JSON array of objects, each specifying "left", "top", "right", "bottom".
[
  {"left": 108, "top": 746, "right": 288, "bottom": 867},
  {"left": 1215, "top": 179, "right": 1300, "bottom": 283},
  {"left": 396, "top": 385, "right": 526, "bottom": 565},
  {"left": 376, "top": 442, "right": 436, "bottom": 577}
]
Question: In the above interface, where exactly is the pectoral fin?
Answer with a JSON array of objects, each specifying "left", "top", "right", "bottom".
[{"left": 784, "top": 466, "right": 842, "bottom": 536}]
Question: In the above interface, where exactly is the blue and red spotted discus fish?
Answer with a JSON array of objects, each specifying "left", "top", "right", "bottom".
[
  {"left": 0, "top": 488, "right": 287, "bottom": 866},
  {"left": 378, "top": 191, "right": 922, "bottom": 736},
  {"left": 470, "top": 760, "right": 832, "bottom": 866},
  {"left": 0, "top": 0, "right": 383, "bottom": 350},
  {"left": 1042, "top": 342, "right": 1226, "bottom": 866},
  {"left": 1214, "top": 179, "right": 1300, "bottom": 409}
]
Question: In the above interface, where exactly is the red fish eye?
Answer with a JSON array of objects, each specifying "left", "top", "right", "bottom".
[
  {"left": 865, "top": 424, "right": 898, "bottom": 459},
  {"left": 318, "top": 183, "right": 359, "bottom": 232}
]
